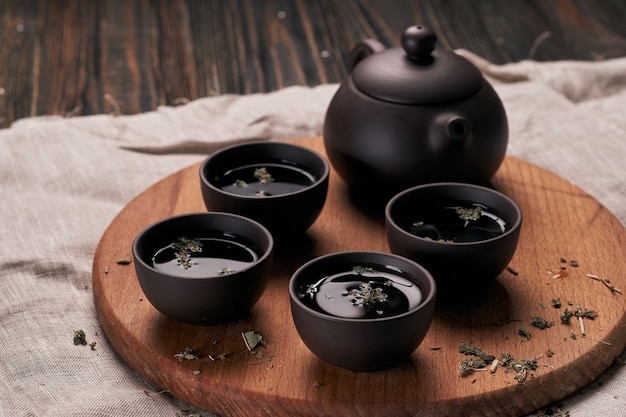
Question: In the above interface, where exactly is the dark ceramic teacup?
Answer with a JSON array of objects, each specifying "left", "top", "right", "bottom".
[
  {"left": 289, "top": 251, "right": 436, "bottom": 372},
  {"left": 132, "top": 212, "right": 273, "bottom": 325},
  {"left": 385, "top": 182, "right": 522, "bottom": 296},
  {"left": 199, "top": 141, "right": 330, "bottom": 236}
]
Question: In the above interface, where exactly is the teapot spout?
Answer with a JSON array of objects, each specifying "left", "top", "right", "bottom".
[
  {"left": 446, "top": 116, "right": 471, "bottom": 141},
  {"left": 346, "top": 39, "right": 386, "bottom": 73},
  {"left": 429, "top": 114, "right": 472, "bottom": 153}
]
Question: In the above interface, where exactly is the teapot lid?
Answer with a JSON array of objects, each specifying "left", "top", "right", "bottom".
[{"left": 351, "top": 26, "right": 483, "bottom": 104}]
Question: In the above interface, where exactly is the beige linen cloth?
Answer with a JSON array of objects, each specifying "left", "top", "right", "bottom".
[{"left": 1, "top": 52, "right": 625, "bottom": 416}]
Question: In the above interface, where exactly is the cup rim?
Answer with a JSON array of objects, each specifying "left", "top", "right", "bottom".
[
  {"left": 132, "top": 212, "right": 274, "bottom": 280},
  {"left": 289, "top": 250, "right": 437, "bottom": 323},
  {"left": 385, "top": 182, "right": 523, "bottom": 246},
  {"left": 199, "top": 141, "right": 330, "bottom": 200}
]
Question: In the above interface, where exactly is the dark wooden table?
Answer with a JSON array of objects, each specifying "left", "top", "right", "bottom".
[{"left": 2, "top": 0, "right": 626, "bottom": 129}]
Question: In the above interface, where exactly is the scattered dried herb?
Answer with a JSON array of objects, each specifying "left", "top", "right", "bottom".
[
  {"left": 518, "top": 328, "right": 532, "bottom": 342},
  {"left": 458, "top": 341, "right": 486, "bottom": 357},
  {"left": 242, "top": 331, "right": 264, "bottom": 351},
  {"left": 587, "top": 274, "right": 622, "bottom": 294},
  {"left": 549, "top": 269, "right": 568, "bottom": 279},
  {"left": 548, "top": 257, "right": 579, "bottom": 279},
  {"left": 73, "top": 329, "right": 87, "bottom": 346},
  {"left": 208, "top": 353, "right": 231, "bottom": 361},
  {"left": 481, "top": 354, "right": 496, "bottom": 362},
  {"left": 489, "top": 359, "right": 500, "bottom": 373},
  {"left": 551, "top": 298, "right": 562, "bottom": 308},
  {"left": 176, "top": 410, "right": 201, "bottom": 417},
  {"left": 174, "top": 347, "right": 199, "bottom": 361},
  {"left": 560, "top": 305, "right": 597, "bottom": 324},
  {"left": 500, "top": 353, "right": 538, "bottom": 384},
  {"left": 458, "top": 342, "right": 496, "bottom": 376},
  {"left": 527, "top": 407, "right": 570, "bottom": 417},
  {"left": 458, "top": 344, "right": 541, "bottom": 384},
  {"left": 560, "top": 309, "right": 573, "bottom": 324},
  {"left": 578, "top": 316, "right": 587, "bottom": 336},
  {"left": 513, "top": 358, "right": 538, "bottom": 383},
  {"left": 499, "top": 353, "right": 516, "bottom": 369},
  {"left": 574, "top": 305, "right": 598, "bottom": 319},
  {"left": 459, "top": 358, "right": 487, "bottom": 376},
  {"left": 73, "top": 330, "right": 97, "bottom": 350},
  {"left": 116, "top": 258, "right": 132, "bottom": 265},
  {"left": 531, "top": 316, "right": 554, "bottom": 329},
  {"left": 235, "top": 179, "right": 247, "bottom": 187}
]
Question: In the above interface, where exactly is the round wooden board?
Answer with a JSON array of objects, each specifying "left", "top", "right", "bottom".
[{"left": 93, "top": 137, "right": 626, "bottom": 417}]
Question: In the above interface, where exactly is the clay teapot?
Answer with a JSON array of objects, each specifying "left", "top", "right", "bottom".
[{"left": 323, "top": 25, "right": 508, "bottom": 197}]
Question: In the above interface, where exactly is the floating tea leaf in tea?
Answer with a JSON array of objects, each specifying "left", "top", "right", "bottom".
[
  {"left": 299, "top": 265, "right": 423, "bottom": 319},
  {"left": 152, "top": 233, "right": 260, "bottom": 277},
  {"left": 402, "top": 200, "right": 508, "bottom": 242},
  {"left": 217, "top": 161, "right": 316, "bottom": 197}
]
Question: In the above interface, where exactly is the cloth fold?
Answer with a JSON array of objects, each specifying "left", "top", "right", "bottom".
[
  {"left": 458, "top": 49, "right": 626, "bottom": 102},
  {"left": 1, "top": 52, "right": 625, "bottom": 416}
]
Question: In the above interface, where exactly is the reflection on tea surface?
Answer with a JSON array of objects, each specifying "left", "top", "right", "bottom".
[
  {"left": 400, "top": 200, "right": 508, "bottom": 243},
  {"left": 152, "top": 234, "right": 259, "bottom": 277},
  {"left": 217, "top": 161, "right": 316, "bottom": 197},
  {"left": 298, "top": 265, "right": 423, "bottom": 319}
]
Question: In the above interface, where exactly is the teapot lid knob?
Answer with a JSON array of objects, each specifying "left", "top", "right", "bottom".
[{"left": 401, "top": 25, "right": 436, "bottom": 61}]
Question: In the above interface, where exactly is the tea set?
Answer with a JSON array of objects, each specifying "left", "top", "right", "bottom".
[{"left": 131, "top": 25, "right": 522, "bottom": 372}]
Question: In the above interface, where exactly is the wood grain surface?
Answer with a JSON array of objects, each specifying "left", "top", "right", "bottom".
[
  {"left": 2, "top": 0, "right": 626, "bottom": 128},
  {"left": 92, "top": 137, "right": 626, "bottom": 417}
]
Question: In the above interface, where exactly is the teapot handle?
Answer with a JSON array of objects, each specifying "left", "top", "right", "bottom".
[{"left": 346, "top": 39, "right": 385, "bottom": 73}]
